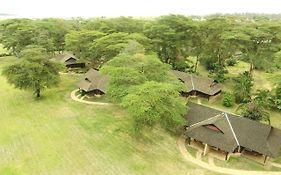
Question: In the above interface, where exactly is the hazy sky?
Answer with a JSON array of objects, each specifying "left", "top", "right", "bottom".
[{"left": 1, "top": 0, "right": 281, "bottom": 18}]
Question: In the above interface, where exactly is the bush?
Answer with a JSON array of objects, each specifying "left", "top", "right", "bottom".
[
  {"left": 208, "top": 64, "right": 228, "bottom": 83},
  {"left": 222, "top": 91, "right": 235, "bottom": 107},
  {"left": 226, "top": 58, "right": 237, "bottom": 66},
  {"left": 173, "top": 60, "right": 190, "bottom": 72},
  {"left": 0, "top": 53, "right": 12, "bottom": 57}
]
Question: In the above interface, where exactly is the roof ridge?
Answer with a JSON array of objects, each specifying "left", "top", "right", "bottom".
[
  {"left": 186, "top": 113, "right": 223, "bottom": 132},
  {"left": 190, "top": 75, "right": 195, "bottom": 90},
  {"left": 224, "top": 112, "right": 240, "bottom": 146}
]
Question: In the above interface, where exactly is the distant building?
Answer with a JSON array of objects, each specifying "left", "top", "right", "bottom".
[
  {"left": 172, "top": 70, "right": 222, "bottom": 100},
  {"left": 185, "top": 102, "right": 281, "bottom": 163},
  {"left": 53, "top": 53, "right": 85, "bottom": 68},
  {"left": 76, "top": 69, "right": 109, "bottom": 95}
]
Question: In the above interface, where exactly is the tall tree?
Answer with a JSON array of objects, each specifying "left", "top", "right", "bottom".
[
  {"left": 2, "top": 47, "right": 61, "bottom": 97},
  {"left": 91, "top": 32, "right": 151, "bottom": 65},
  {"left": 82, "top": 17, "right": 146, "bottom": 34},
  {"left": 122, "top": 81, "right": 187, "bottom": 134},
  {"left": 65, "top": 30, "right": 105, "bottom": 59},
  {"left": 101, "top": 51, "right": 174, "bottom": 101},
  {"left": 0, "top": 19, "right": 34, "bottom": 56},
  {"left": 144, "top": 15, "right": 195, "bottom": 67},
  {"left": 239, "top": 19, "right": 281, "bottom": 71},
  {"left": 199, "top": 16, "right": 240, "bottom": 69}
]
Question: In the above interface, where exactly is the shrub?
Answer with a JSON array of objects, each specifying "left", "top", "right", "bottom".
[
  {"left": 173, "top": 60, "right": 190, "bottom": 72},
  {"left": 0, "top": 53, "right": 12, "bottom": 57},
  {"left": 208, "top": 64, "right": 228, "bottom": 83},
  {"left": 226, "top": 58, "right": 237, "bottom": 66},
  {"left": 222, "top": 91, "right": 235, "bottom": 107}
]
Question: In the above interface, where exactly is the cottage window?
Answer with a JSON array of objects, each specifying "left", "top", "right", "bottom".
[{"left": 204, "top": 124, "right": 223, "bottom": 133}]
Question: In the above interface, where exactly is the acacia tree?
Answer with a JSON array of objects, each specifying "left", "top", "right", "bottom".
[
  {"left": 101, "top": 47, "right": 173, "bottom": 101},
  {"left": 144, "top": 15, "right": 195, "bottom": 67},
  {"left": 82, "top": 17, "right": 145, "bottom": 34},
  {"left": 100, "top": 43, "right": 187, "bottom": 135},
  {"left": 91, "top": 32, "right": 152, "bottom": 65},
  {"left": 122, "top": 81, "right": 186, "bottom": 134},
  {"left": 0, "top": 18, "right": 71, "bottom": 55},
  {"left": 2, "top": 48, "right": 61, "bottom": 98},
  {"left": 65, "top": 30, "right": 105, "bottom": 59},
  {"left": 199, "top": 16, "right": 239, "bottom": 68},
  {"left": 238, "top": 19, "right": 281, "bottom": 72},
  {"left": 0, "top": 19, "right": 34, "bottom": 56}
]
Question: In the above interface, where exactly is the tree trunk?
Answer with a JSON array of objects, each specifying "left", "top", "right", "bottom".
[
  {"left": 194, "top": 56, "right": 199, "bottom": 73},
  {"left": 249, "top": 62, "right": 254, "bottom": 73},
  {"left": 36, "top": 89, "right": 41, "bottom": 98},
  {"left": 268, "top": 118, "right": 271, "bottom": 126}
]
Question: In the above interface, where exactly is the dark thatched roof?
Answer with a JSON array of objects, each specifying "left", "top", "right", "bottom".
[
  {"left": 53, "top": 53, "right": 78, "bottom": 65},
  {"left": 76, "top": 69, "right": 109, "bottom": 93},
  {"left": 185, "top": 102, "right": 281, "bottom": 158},
  {"left": 172, "top": 70, "right": 222, "bottom": 95}
]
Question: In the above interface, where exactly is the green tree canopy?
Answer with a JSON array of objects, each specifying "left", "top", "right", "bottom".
[
  {"left": 82, "top": 17, "right": 146, "bottom": 34},
  {"left": 65, "top": 30, "right": 105, "bottom": 59},
  {"left": 0, "top": 18, "right": 71, "bottom": 55},
  {"left": 144, "top": 15, "right": 196, "bottom": 67},
  {"left": 2, "top": 48, "right": 61, "bottom": 98},
  {"left": 91, "top": 32, "right": 152, "bottom": 65},
  {"left": 101, "top": 51, "right": 176, "bottom": 101},
  {"left": 122, "top": 81, "right": 187, "bottom": 134}
]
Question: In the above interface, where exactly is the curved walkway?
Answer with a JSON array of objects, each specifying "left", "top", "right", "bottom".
[
  {"left": 177, "top": 135, "right": 281, "bottom": 175},
  {"left": 70, "top": 89, "right": 111, "bottom": 106}
]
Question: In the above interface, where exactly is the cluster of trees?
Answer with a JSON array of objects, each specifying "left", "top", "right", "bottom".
[
  {"left": 1, "top": 15, "right": 280, "bottom": 129},
  {"left": 1, "top": 15, "right": 281, "bottom": 73},
  {"left": 222, "top": 71, "right": 280, "bottom": 124},
  {"left": 0, "top": 19, "right": 70, "bottom": 56},
  {"left": 101, "top": 43, "right": 187, "bottom": 135}
]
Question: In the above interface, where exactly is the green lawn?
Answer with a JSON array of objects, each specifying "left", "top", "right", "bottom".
[
  {"left": 0, "top": 44, "right": 8, "bottom": 54},
  {"left": 0, "top": 56, "right": 216, "bottom": 175},
  {"left": 214, "top": 157, "right": 281, "bottom": 171}
]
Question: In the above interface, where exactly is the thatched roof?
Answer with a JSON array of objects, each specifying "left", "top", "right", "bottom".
[
  {"left": 185, "top": 102, "right": 281, "bottom": 158},
  {"left": 53, "top": 53, "right": 78, "bottom": 64},
  {"left": 76, "top": 69, "right": 109, "bottom": 93},
  {"left": 172, "top": 70, "right": 222, "bottom": 95}
]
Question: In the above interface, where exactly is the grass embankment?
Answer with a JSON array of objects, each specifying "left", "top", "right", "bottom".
[
  {"left": 214, "top": 157, "right": 281, "bottom": 171},
  {"left": 0, "top": 56, "right": 216, "bottom": 175}
]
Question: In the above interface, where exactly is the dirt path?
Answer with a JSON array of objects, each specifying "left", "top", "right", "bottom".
[
  {"left": 177, "top": 135, "right": 281, "bottom": 175},
  {"left": 70, "top": 89, "right": 111, "bottom": 106}
]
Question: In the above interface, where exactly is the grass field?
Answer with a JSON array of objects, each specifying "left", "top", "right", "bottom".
[
  {"left": 0, "top": 56, "right": 218, "bottom": 175},
  {"left": 0, "top": 44, "right": 8, "bottom": 54},
  {"left": 214, "top": 157, "right": 281, "bottom": 171}
]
